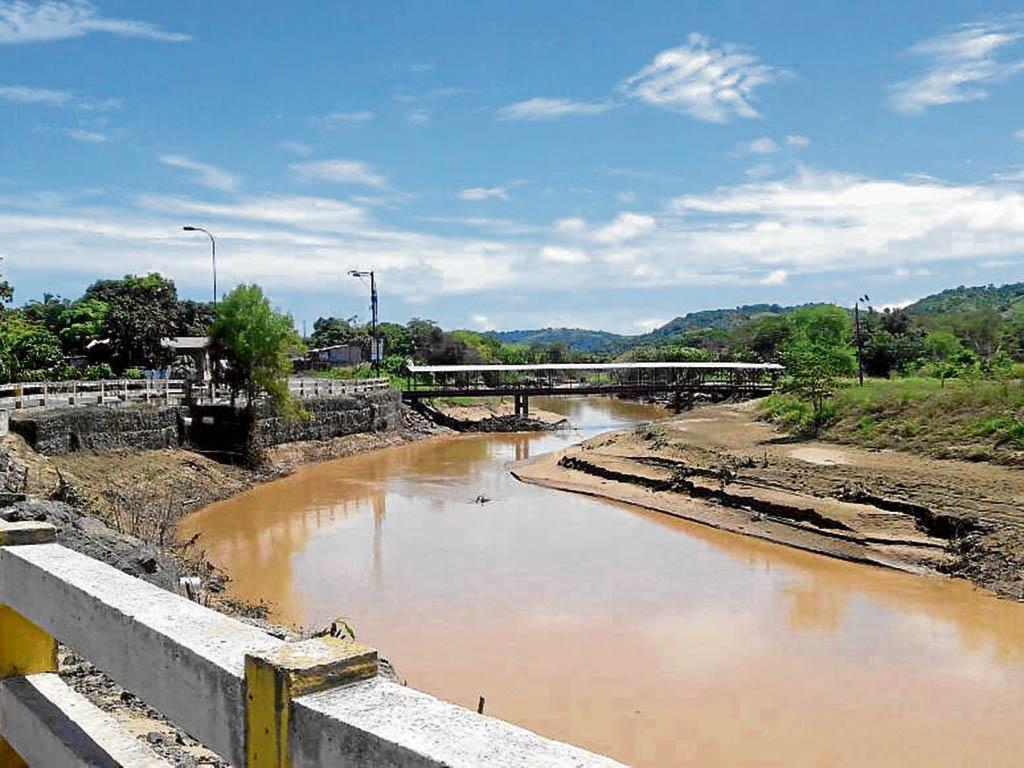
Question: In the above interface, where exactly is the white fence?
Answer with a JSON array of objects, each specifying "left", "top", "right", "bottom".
[
  {"left": 0, "top": 523, "right": 623, "bottom": 767},
  {"left": 0, "top": 378, "right": 392, "bottom": 412}
]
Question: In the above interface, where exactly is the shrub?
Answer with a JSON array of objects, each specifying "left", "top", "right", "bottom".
[{"left": 83, "top": 363, "right": 115, "bottom": 380}]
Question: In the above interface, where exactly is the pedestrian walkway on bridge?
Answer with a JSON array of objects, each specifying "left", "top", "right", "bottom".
[{"left": 403, "top": 362, "right": 783, "bottom": 415}]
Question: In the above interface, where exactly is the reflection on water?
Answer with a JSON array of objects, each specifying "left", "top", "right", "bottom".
[{"left": 179, "top": 396, "right": 1024, "bottom": 767}]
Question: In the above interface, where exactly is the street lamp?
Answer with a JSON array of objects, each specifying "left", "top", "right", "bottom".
[
  {"left": 348, "top": 269, "right": 379, "bottom": 373},
  {"left": 854, "top": 294, "right": 870, "bottom": 386},
  {"left": 183, "top": 226, "right": 217, "bottom": 306}
]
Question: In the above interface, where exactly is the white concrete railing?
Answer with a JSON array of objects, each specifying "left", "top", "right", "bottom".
[
  {"left": 0, "top": 377, "right": 392, "bottom": 412},
  {"left": 0, "top": 523, "right": 623, "bottom": 767}
]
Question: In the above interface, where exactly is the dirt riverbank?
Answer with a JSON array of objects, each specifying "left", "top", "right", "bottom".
[
  {"left": 417, "top": 397, "right": 568, "bottom": 432},
  {"left": 514, "top": 400, "right": 1024, "bottom": 600}
]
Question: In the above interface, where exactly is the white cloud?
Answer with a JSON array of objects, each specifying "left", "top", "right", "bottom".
[
  {"left": 786, "top": 134, "right": 811, "bottom": 147},
  {"left": 0, "top": 84, "right": 69, "bottom": 105},
  {"left": 136, "top": 194, "right": 367, "bottom": 232},
  {"left": 471, "top": 314, "right": 494, "bottom": 331},
  {"left": 406, "top": 109, "right": 430, "bottom": 125},
  {"left": 743, "top": 137, "right": 778, "bottom": 154},
  {"left": 65, "top": 127, "right": 106, "bottom": 143},
  {"left": 540, "top": 245, "right": 588, "bottom": 264},
  {"left": 291, "top": 159, "right": 387, "bottom": 189},
  {"left": 159, "top": 155, "right": 238, "bottom": 192},
  {"left": 760, "top": 269, "right": 788, "bottom": 285},
  {"left": 617, "top": 190, "right": 636, "bottom": 203},
  {"left": 888, "top": 17, "right": 1024, "bottom": 114},
  {"left": 620, "top": 32, "right": 787, "bottom": 122},
  {"left": 1015, "top": 129, "right": 1024, "bottom": 140},
  {"left": 0, "top": 0, "right": 190, "bottom": 44},
  {"left": 555, "top": 217, "right": 586, "bottom": 233},
  {"left": 0, "top": 84, "right": 118, "bottom": 110},
  {"left": 633, "top": 317, "right": 666, "bottom": 332},
  {"left": 745, "top": 162, "right": 776, "bottom": 179},
  {"left": 278, "top": 140, "right": 312, "bottom": 156},
  {"left": 496, "top": 97, "right": 615, "bottom": 121},
  {"left": 594, "top": 212, "right": 656, "bottom": 243},
  {"left": 458, "top": 186, "right": 509, "bottom": 201},
  {"left": 321, "top": 111, "right": 374, "bottom": 126}
]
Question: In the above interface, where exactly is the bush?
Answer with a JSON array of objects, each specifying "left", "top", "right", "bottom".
[
  {"left": 83, "top": 363, "right": 115, "bottom": 380},
  {"left": 123, "top": 367, "right": 144, "bottom": 380}
]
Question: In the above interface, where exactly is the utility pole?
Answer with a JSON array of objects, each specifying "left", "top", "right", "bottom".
[
  {"left": 183, "top": 226, "right": 217, "bottom": 306},
  {"left": 855, "top": 294, "right": 870, "bottom": 386},
  {"left": 349, "top": 270, "right": 379, "bottom": 374}
]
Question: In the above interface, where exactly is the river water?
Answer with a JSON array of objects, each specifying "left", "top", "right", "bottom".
[{"left": 179, "top": 397, "right": 1024, "bottom": 767}]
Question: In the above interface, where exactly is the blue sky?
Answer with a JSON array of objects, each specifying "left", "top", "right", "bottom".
[{"left": 2, "top": 1, "right": 1024, "bottom": 334}]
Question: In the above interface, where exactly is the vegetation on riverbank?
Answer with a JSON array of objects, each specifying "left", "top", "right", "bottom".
[{"left": 763, "top": 377, "right": 1024, "bottom": 464}]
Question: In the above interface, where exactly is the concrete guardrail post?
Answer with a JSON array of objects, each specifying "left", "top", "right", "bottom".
[
  {"left": 245, "top": 636, "right": 378, "bottom": 767},
  {"left": 0, "top": 522, "right": 58, "bottom": 767}
]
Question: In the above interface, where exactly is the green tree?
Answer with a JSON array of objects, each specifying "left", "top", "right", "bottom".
[
  {"left": 85, "top": 274, "right": 181, "bottom": 370},
  {"left": 309, "top": 316, "right": 357, "bottom": 348},
  {"left": 56, "top": 299, "right": 109, "bottom": 354},
  {"left": 208, "top": 284, "right": 302, "bottom": 410},
  {"left": 782, "top": 305, "right": 856, "bottom": 429},
  {"left": 0, "top": 314, "right": 64, "bottom": 382}
]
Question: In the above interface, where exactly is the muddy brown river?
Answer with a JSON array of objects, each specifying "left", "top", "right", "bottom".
[{"left": 180, "top": 397, "right": 1024, "bottom": 767}]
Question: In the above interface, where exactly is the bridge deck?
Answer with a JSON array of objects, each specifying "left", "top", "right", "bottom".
[{"left": 403, "top": 362, "right": 782, "bottom": 400}]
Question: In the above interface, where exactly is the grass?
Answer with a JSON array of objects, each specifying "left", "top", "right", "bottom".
[{"left": 761, "top": 377, "right": 1024, "bottom": 464}]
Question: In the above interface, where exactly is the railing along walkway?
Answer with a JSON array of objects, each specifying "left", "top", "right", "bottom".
[
  {"left": 0, "top": 521, "right": 622, "bottom": 767},
  {"left": 0, "top": 378, "right": 391, "bottom": 412}
]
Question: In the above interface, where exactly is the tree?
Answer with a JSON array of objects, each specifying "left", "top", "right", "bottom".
[
  {"left": 208, "top": 284, "right": 302, "bottom": 410},
  {"left": 309, "top": 316, "right": 357, "bottom": 348},
  {"left": 85, "top": 274, "right": 182, "bottom": 370},
  {"left": 0, "top": 313, "right": 64, "bottom": 382},
  {"left": 733, "top": 315, "right": 793, "bottom": 362},
  {"left": 781, "top": 305, "right": 856, "bottom": 428},
  {"left": 56, "top": 299, "right": 109, "bottom": 354}
]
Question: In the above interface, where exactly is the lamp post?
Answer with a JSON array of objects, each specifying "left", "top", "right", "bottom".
[
  {"left": 183, "top": 226, "right": 217, "bottom": 306},
  {"left": 854, "top": 294, "right": 870, "bottom": 386},
  {"left": 348, "top": 269, "right": 378, "bottom": 374}
]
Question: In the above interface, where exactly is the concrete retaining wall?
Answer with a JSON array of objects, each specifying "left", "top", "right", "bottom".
[{"left": 10, "top": 405, "right": 183, "bottom": 456}]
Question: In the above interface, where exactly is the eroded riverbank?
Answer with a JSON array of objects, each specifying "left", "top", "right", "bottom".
[
  {"left": 180, "top": 395, "right": 1024, "bottom": 767},
  {"left": 515, "top": 400, "right": 1024, "bottom": 600}
]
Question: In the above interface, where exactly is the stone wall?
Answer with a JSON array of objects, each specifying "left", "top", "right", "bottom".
[
  {"left": 8, "top": 390, "right": 403, "bottom": 458},
  {"left": 256, "top": 389, "right": 402, "bottom": 446},
  {"left": 10, "top": 406, "right": 183, "bottom": 457},
  {"left": 188, "top": 389, "right": 402, "bottom": 457}
]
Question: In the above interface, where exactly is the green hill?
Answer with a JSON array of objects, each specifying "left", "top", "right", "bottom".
[
  {"left": 486, "top": 328, "right": 627, "bottom": 353},
  {"left": 903, "top": 282, "right": 1024, "bottom": 317}
]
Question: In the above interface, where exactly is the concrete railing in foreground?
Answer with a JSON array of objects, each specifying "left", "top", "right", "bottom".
[
  {"left": 0, "top": 521, "right": 623, "bottom": 767},
  {"left": 0, "top": 377, "right": 392, "bottom": 413}
]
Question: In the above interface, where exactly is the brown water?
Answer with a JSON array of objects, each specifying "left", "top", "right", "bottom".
[{"left": 180, "top": 397, "right": 1024, "bottom": 767}]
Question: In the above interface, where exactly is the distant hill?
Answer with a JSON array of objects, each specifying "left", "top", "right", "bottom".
[
  {"left": 903, "top": 282, "right": 1024, "bottom": 317},
  {"left": 485, "top": 282, "right": 1024, "bottom": 355},
  {"left": 486, "top": 328, "right": 628, "bottom": 352},
  {"left": 636, "top": 303, "right": 820, "bottom": 342}
]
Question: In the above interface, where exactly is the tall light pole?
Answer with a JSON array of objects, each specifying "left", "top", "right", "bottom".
[
  {"left": 183, "top": 226, "right": 217, "bottom": 306},
  {"left": 854, "top": 294, "right": 870, "bottom": 386},
  {"left": 348, "top": 269, "right": 378, "bottom": 373}
]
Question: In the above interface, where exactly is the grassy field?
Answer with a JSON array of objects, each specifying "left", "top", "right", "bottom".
[{"left": 762, "top": 377, "right": 1024, "bottom": 464}]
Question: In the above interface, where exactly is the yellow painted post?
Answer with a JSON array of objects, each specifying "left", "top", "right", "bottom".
[
  {"left": 244, "top": 636, "right": 378, "bottom": 767},
  {"left": 0, "top": 521, "right": 58, "bottom": 767}
]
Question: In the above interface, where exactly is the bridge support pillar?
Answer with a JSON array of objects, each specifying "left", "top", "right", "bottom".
[
  {"left": 514, "top": 394, "right": 529, "bottom": 418},
  {"left": 0, "top": 522, "right": 58, "bottom": 768}
]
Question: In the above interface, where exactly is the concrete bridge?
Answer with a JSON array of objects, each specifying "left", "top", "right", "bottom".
[
  {"left": 403, "top": 362, "right": 783, "bottom": 415},
  {"left": 0, "top": 521, "right": 623, "bottom": 767}
]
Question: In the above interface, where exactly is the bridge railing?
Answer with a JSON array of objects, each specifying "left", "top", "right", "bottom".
[
  {"left": 0, "top": 522, "right": 622, "bottom": 767},
  {"left": 404, "top": 362, "right": 783, "bottom": 396},
  {"left": 0, "top": 377, "right": 393, "bottom": 412}
]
